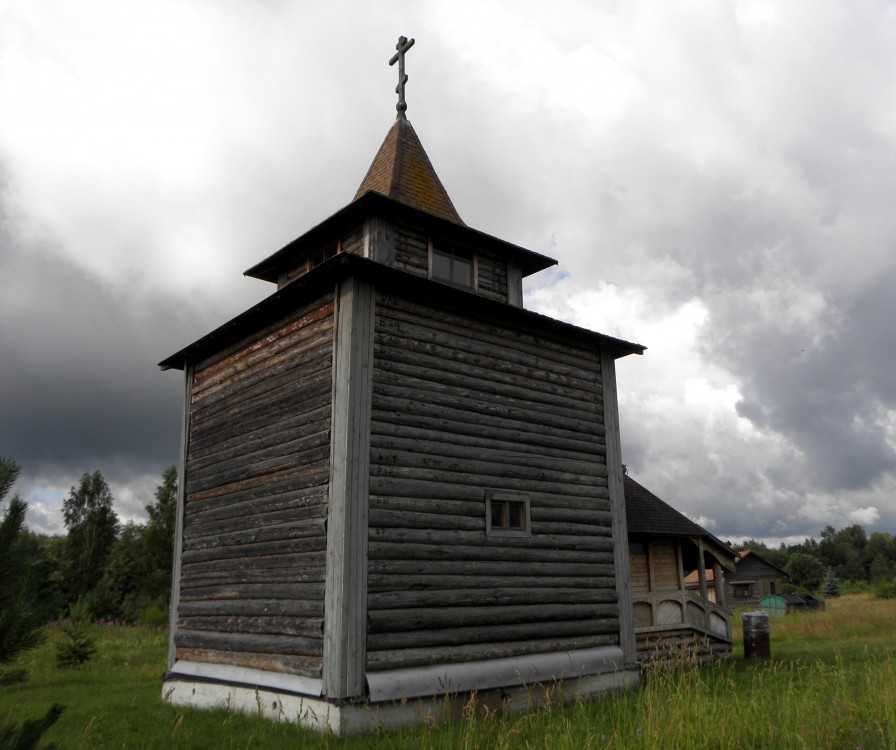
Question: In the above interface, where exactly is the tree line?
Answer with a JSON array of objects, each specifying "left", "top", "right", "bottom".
[
  {"left": 11, "top": 464, "right": 177, "bottom": 626},
  {"left": 736, "top": 523, "right": 896, "bottom": 597}
]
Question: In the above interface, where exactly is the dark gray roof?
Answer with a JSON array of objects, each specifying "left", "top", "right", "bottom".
[{"left": 624, "top": 474, "right": 734, "bottom": 564}]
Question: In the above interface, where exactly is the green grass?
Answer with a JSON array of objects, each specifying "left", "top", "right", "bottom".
[{"left": 2, "top": 595, "right": 894, "bottom": 749}]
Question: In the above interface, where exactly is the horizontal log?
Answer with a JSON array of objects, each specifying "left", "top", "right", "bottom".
[
  {"left": 367, "top": 559, "right": 616, "bottom": 579},
  {"left": 189, "top": 405, "right": 331, "bottom": 464},
  {"left": 374, "top": 338, "right": 600, "bottom": 415},
  {"left": 178, "top": 615, "right": 323, "bottom": 639},
  {"left": 184, "top": 497, "right": 327, "bottom": 541},
  {"left": 181, "top": 535, "right": 327, "bottom": 565},
  {"left": 187, "top": 467, "right": 329, "bottom": 507},
  {"left": 193, "top": 338, "right": 334, "bottom": 417},
  {"left": 367, "top": 618, "right": 619, "bottom": 651},
  {"left": 181, "top": 550, "right": 326, "bottom": 580},
  {"left": 179, "top": 581, "right": 324, "bottom": 603},
  {"left": 186, "top": 444, "right": 329, "bottom": 496},
  {"left": 531, "top": 505, "right": 613, "bottom": 522},
  {"left": 368, "top": 587, "right": 618, "bottom": 610},
  {"left": 369, "top": 494, "right": 484, "bottom": 518},
  {"left": 179, "top": 566, "right": 325, "bottom": 590},
  {"left": 192, "top": 365, "right": 331, "bottom": 429},
  {"left": 368, "top": 541, "right": 615, "bottom": 565},
  {"left": 368, "top": 464, "right": 608, "bottom": 498},
  {"left": 184, "top": 518, "right": 327, "bottom": 552},
  {"left": 369, "top": 480, "right": 610, "bottom": 510},
  {"left": 375, "top": 298, "right": 602, "bottom": 374},
  {"left": 369, "top": 507, "right": 482, "bottom": 533},
  {"left": 185, "top": 485, "right": 328, "bottom": 528},
  {"left": 371, "top": 395, "right": 604, "bottom": 454},
  {"left": 366, "top": 634, "right": 619, "bottom": 671},
  {"left": 194, "top": 312, "right": 333, "bottom": 396},
  {"left": 367, "top": 603, "right": 619, "bottom": 633},
  {"left": 175, "top": 647, "right": 321, "bottom": 678},
  {"left": 370, "top": 420, "right": 604, "bottom": 466},
  {"left": 370, "top": 434, "right": 606, "bottom": 482},
  {"left": 371, "top": 378, "right": 604, "bottom": 440},
  {"left": 367, "top": 573, "right": 617, "bottom": 593},
  {"left": 369, "top": 527, "right": 615, "bottom": 552},
  {"left": 177, "top": 598, "right": 323, "bottom": 618}
]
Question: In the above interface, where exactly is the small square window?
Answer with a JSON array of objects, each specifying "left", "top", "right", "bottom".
[{"left": 486, "top": 493, "right": 530, "bottom": 537}]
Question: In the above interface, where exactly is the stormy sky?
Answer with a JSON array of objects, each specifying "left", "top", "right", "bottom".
[{"left": 2, "top": 1, "right": 894, "bottom": 544}]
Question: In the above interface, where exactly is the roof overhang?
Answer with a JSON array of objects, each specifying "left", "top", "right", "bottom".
[
  {"left": 160, "top": 253, "right": 644, "bottom": 371},
  {"left": 243, "top": 191, "right": 557, "bottom": 284}
]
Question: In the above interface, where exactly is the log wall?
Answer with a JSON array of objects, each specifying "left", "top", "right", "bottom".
[
  {"left": 367, "top": 293, "right": 620, "bottom": 670},
  {"left": 393, "top": 222, "right": 509, "bottom": 303},
  {"left": 174, "top": 296, "right": 335, "bottom": 678}
]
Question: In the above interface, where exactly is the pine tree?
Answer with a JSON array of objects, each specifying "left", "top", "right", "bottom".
[
  {"left": 0, "top": 457, "right": 64, "bottom": 747},
  {"left": 823, "top": 567, "right": 841, "bottom": 598}
]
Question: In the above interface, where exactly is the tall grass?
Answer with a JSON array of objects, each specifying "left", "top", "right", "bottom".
[{"left": 1, "top": 595, "right": 893, "bottom": 749}]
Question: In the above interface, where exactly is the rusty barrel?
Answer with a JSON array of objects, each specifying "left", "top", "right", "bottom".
[{"left": 742, "top": 611, "right": 770, "bottom": 658}]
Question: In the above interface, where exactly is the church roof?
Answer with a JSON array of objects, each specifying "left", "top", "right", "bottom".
[{"left": 354, "top": 117, "right": 465, "bottom": 225}]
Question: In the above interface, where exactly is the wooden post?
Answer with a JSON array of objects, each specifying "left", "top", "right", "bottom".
[
  {"left": 167, "top": 363, "right": 193, "bottom": 671},
  {"left": 696, "top": 538, "right": 710, "bottom": 630},
  {"left": 712, "top": 560, "right": 725, "bottom": 608},
  {"left": 323, "top": 275, "right": 375, "bottom": 699},
  {"left": 600, "top": 347, "right": 637, "bottom": 666}
]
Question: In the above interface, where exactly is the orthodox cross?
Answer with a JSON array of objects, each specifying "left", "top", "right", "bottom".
[{"left": 389, "top": 35, "right": 415, "bottom": 118}]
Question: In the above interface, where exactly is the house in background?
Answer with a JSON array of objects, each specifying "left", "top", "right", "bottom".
[
  {"left": 159, "top": 38, "right": 645, "bottom": 733},
  {"left": 625, "top": 475, "right": 737, "bottom": 663},
  {"left": 725, "top": 550, "right": 789, "bottom": 609}
]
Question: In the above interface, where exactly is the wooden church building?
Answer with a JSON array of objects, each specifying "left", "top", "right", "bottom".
[{"left": 159, "top": 38, "right": 645, "bottom": 733}]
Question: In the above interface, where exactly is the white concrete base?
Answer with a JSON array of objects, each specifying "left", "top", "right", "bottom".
[{"left": 162, "top": 667, "right": 640, "bottom": 735}]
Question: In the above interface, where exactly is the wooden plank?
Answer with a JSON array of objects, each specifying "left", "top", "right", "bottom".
[
  {"left": 366, "top": 574, "right": 618, "bottom": 593},
  {"left": 180, "top": 615, "right": 323, "bottom": 639},
  {"left": 601, "top": 347, "right": 637, "bottom": 666},
  {"left": 323, "top": 275, "right": 374, "bottom": 700},
  {"left": 178, "top": 599, "right": 323, "bottom": 618},
  {"left": 368, "top": 526, "right": 615, "bottom": 551},
  {"left": 368, "top": 559, "right": 616, "bottom": 579},
  {"left": 369, "top": 477, "right": 610, "bottom": 507},
  {"left": 179, "top": 581, "right": 325, "bottom": 602},
  {"left": 181, "top": 535, "right": 328, "bottom": 564},
  {"left": 168, "top": 363, "right": 193, "bottom": 671}
]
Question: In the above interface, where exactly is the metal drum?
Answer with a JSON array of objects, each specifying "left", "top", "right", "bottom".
[{"left": 742, "top": 611, "right": 771, "bottom": 658}]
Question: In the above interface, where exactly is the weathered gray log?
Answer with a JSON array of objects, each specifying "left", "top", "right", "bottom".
[
  {"left": 368, "top": 541, "right": 615, "bottom": 564},
  {"left": 370, "top": 420, "right": 604, "bottom": 462},
  {"left": 369, "top": 434, "right": 606, "bottom": 482},
  {"left": 373, "top": 339, "right": 600, "bottom": 414},
  {"left": 371, "top": 395, "right": 604, "bottom": 453},
  {"left": 184, "top": 517, "right": 327, "bottom": 552},
  {"left": 178, "top": 581, "right": 324, "bottom": 602},
  {"left": 193, "top": 302, "right": 334, "bottom": 391},
  {"left": 178, "top": 615, "right": 323, "bottom": 639},
  {"left": 369, "top": 478, "right": 610, "bottom": 507},
  {"left": 375, "top": 296, "right": 601, "bottom": 373},
  {"left": 187, "top": 467, "right": 329, "bottom": 507},
  {"left": 185, "top": 484, "right": 328, "bottom": 527},
  {"left": 368, "top": 526, "right": 615, "bottom": 552},
  {"left": 366, "top": 574, "right": 618, "bottom": 593},
  {"left": 176, "top": 647, "right": 321, "bottom": 678},
  {"left": 186, "top": 444, "right": 329, "bottom": 495},
  {"left": 366, "top": 634, "right": 619, "bottom": 671},
  {"left": 371, "top": 379, "right": 603, "bottom": 439},
  {"left": 367, "top": 618, "right": 619, "bottom": 650},
  {"left": 180, "top": 550, "right": 325, "bottom": 578},
  {"left": 369, "top": 507, "right": 483, "bottom": 532},
  {"left": 367, "top": 559, "right": 616, "bottom": 578},
  {"left": 184, "top": 499, "right": 326, "bottom": 541},
  {"left": 368, "top": 587, "right": 619, "bottom": 610},
  {"left": 367, "top": 603, "right": 619, "bottom": 632},
  {"left": 179, "top": 567, "right": 325, "bottom": 590},
  {"left": 177, "top": 598, "right": 323, "bottom": 618},
  {"left": 368, "top": 464, "right": 607, "bottom": 498},
  {"left": 181, "top": 535, "right": 327, "bottom": 564}
]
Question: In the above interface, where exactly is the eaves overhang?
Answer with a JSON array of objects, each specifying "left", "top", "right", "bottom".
[
  {"left": 160, "top": 253, "right": 644, "bottom": 371},
  {"left": 243, "top": 191, "right": 557, "bottom": 284}
]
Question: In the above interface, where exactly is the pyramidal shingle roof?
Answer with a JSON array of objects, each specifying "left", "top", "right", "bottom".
[{"left": 354, "top": 117, "right": 465, "bottom": 226}]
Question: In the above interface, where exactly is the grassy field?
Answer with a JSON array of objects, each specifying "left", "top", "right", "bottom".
[{"left": 2, "top": 594, "right": 894, "bottom": 749}]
